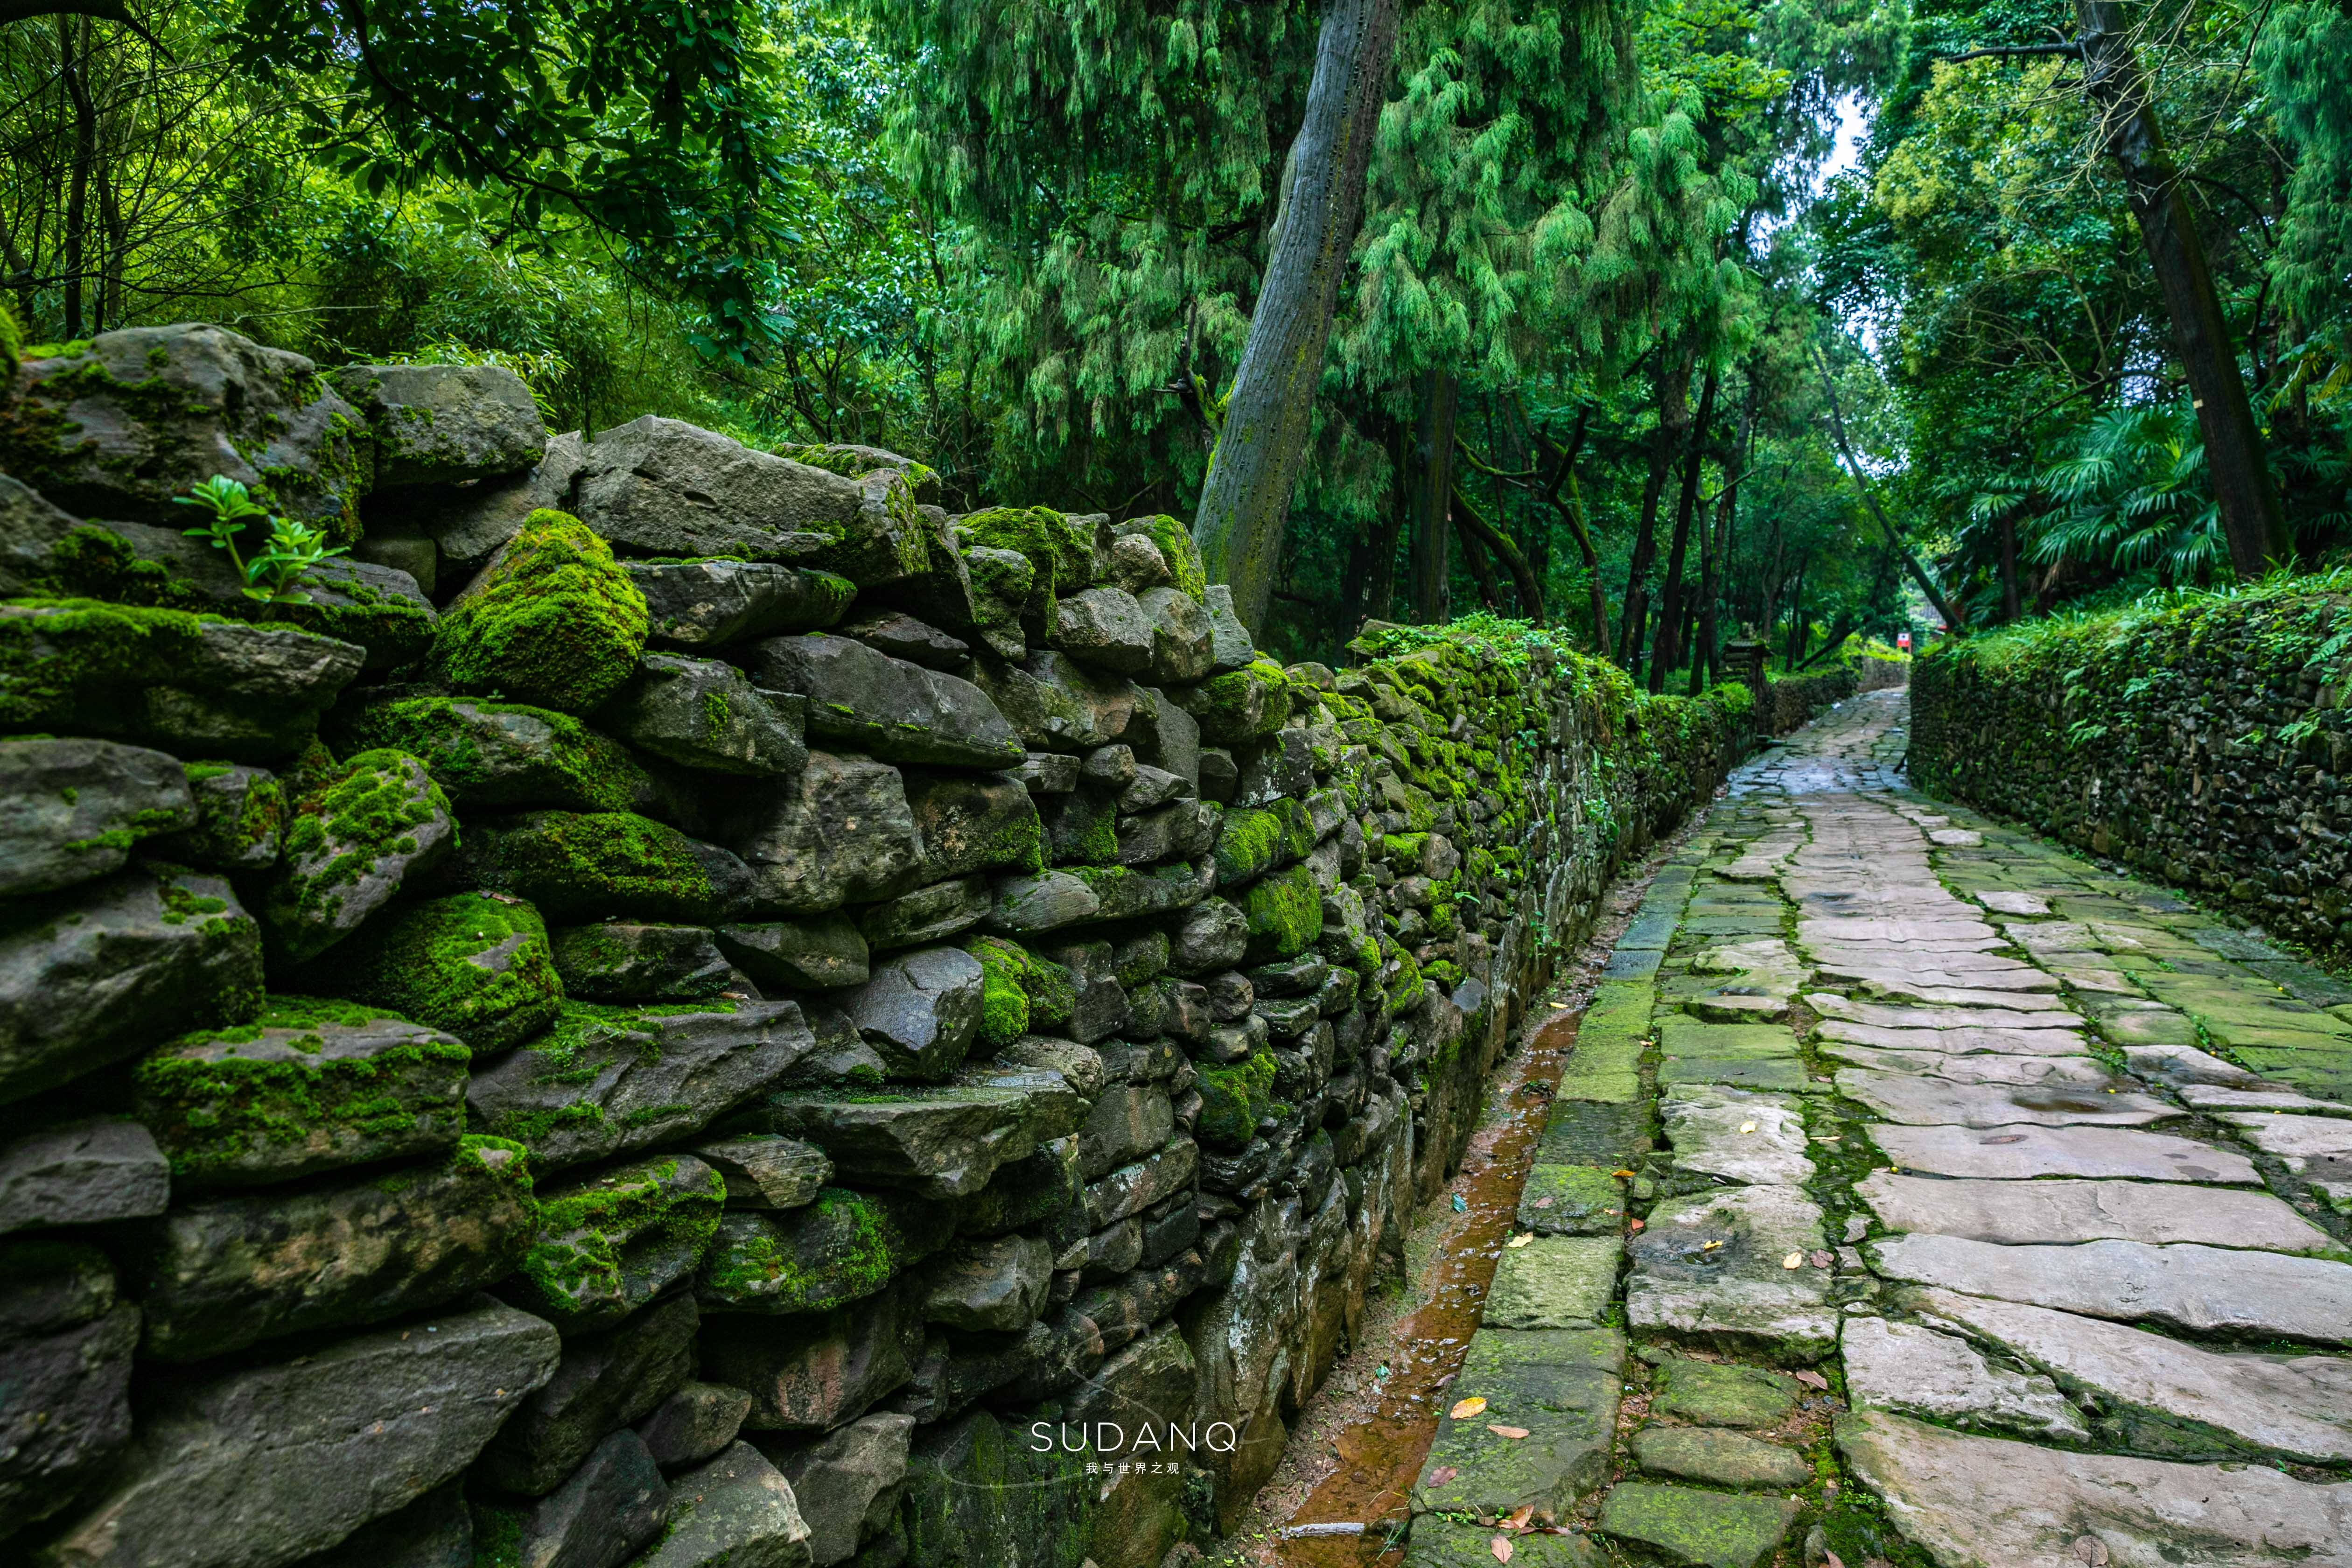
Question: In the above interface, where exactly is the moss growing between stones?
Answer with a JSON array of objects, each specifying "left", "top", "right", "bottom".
[
  {"left": 963, "top": 935, "right": 1035, "bottom": 1050},
  {"left": 1194, "top": 1047, "right": 1276, "bottom": 1147},
  {"left": 434, "top": 509, "right": 648, "bottom": 714},
  {"left": 955, "top": 505, "right": 1093, "bottom": 636},
  {"left": 317, "top": 893, "right": 565, "bottom": 1052},
  {"left": 1239, "top": 864, "right": 1321, "bottom": 963},
  {"left": 131, "top": 995, "right": 470, "bottom": 1183},
  {"left": 1214, "top": 801, "right": 1310, "bottom": 888},
  {"left": 1188, "top": 658, "right": 1294, "bottom": 745}
]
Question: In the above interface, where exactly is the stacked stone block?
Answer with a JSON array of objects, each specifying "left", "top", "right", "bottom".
[{"left": 0, "top": 323, "right": 1783, "bottom": 1568}]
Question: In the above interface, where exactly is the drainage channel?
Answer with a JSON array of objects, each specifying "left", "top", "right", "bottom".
[{"left": 1225, "top": 822, "right": 1707, "bottom": 1568}]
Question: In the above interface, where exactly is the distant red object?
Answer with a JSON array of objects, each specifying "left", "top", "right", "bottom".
[{"left": 1897, "top": 632, "right": 1912, "bottom": 651}]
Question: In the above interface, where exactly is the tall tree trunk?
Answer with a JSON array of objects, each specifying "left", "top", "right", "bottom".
[
  {"left": 1534, "top": 406, "right": 1609, "bottom": 653},
  {"left": 1453, "top": 511, "right": 1502, "bottom": 609},
  {"left": 1344, "top": 412, "right": 1402, "bottom": 629},
  {"left": 1451, "top": 484, "right": 1546, "bottom": 623},
  {"left": 1617, "top": 353, "right": 1692, "bottom": 672},
  {"left": 1650, "top": 368, "right": 1717, "bottom": 693},
  {"left": 1362, "top": 420, "right": 1408, "bottom": 627},
  {"left": 1407, "top": 371, "right": 1458, "bottom": 623},
  {"left": 2076, "top": 0, "right": 2289, "bottom": 576},
  {"left": 60, "top": 15, "right": 95, "bottom": 340},
  {"left": 1999, "top": 507, "right": 2022, "bottom": 622},
  {"left": 1690, "top": 371, "right": 1758, "bottom": 693},
  {"left": 1190, "top": 0, "right": 1403, "bottom": 630}
]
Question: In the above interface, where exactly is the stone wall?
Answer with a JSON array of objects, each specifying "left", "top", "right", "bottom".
[
  {"left": 1762, "top": 667, "right": 1859, "bottom": 734},
  {"left": 0, "top": 324, "right": 1792, "bottom": 1568},
  {"left": 1911, "top": 582, "right": 2352, "bottom": 967}
]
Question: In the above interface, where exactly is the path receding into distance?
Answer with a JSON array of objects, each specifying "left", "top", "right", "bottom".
[{"left": 1398, "top": 687, "right": 2352, "bottom": 1568}]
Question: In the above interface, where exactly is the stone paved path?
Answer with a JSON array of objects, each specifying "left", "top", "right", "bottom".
[{"left": 1404, "top": 689, "right": 2352, "bottom": 1568}]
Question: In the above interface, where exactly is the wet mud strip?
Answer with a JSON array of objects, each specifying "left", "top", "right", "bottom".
[{"left": 1219, "top": 816, "right": 1715, "bottom": 1567}]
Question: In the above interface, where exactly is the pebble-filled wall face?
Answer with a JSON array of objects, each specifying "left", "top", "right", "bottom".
[{"left": 0, "top": 323, "right": 1844, "bottom": 1568}]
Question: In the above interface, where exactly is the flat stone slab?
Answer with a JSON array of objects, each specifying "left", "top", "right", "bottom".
[
  {"left": 1537, "top": 1099, "right": 1652, "bottom": 1168},
  {"left": 1815, "top": 1020, "right": 2089, "bottom": 1057},
  {"left": 1651, "top": 1358, "right": 1798, "bottom": 1428},
  {"left": 1660, "top": 1086, "right": 1813, "bottom": 1186},
  {"left": 1656, "top": 1020, "right": 1800, "bottom": 1059},
  {"left": 1808, "top": 993, "right": 2081, "bottom": 1031},
  {"left": 1411, "top": 1328, "right": 1623, "bottom": 1518},
  {"left": 1869, "top": 1235, "right": 2352, "bottom": 1342},
  {"left": 1818, "top": 960, "right": 2058, "bottom": 993},
  {"left": 2118, "top": 1043, "right": 2263, "bottom": 1086},
  {"left": 1596, "top": 1482, "right": 1797, "bottom": 1568},
  {"left": 1402, "top": 1518, "right": 1600, "bottom": 1568},
  {"left": 1796, "top": 916, "right": 2002, "bottom": 945},
  {"left": 1854, "top": 1171, "right": 2338, "bottom": 1253},
  {"left": 1835, "top": 1070, "right": 2177, "bottom": 1127},
  {"left": 1627, "top": 1185, "right": 1837, "bottom": 1362},
  {"left": 1630, "top": 1427, "right": 1810, "bottom": 1490},
  {"left": 1854, "top": 980, "right": 2074, "bottom": 1010},
  {"left": 1484, "top": 1236, "right": 1622, "bottom": 1328},
  {"left": 1840, "top": 1313, "right": 2086, "bottom": 1440},
  {"left": 2221, "top": 1111, "right": 2352, "bottom": 1160},
  {"left": 1837, "top": 1410, "right": 2352, "bottom": 1568},
  {"left": 1518, "top": 1163, "right": 1626, "bottom": 1236},
  {"left": 1977, "top": 892, "right": 2049, "bottom": 915},
  {"left": 1914, "top": 1288, "right": 2352, "bottom": 1464},
  {"left": 2184, "top": 1085, "right": 2352, "bottom": 1114},
  {"left": 1869, "top": 1123, "right": 2260, "bottom": 1184},
  {"left": 1659, "top": 1057, "right": 1820, "bottom": 1094},
  {"left": 1816, "top": 1041, "right": 2112, "bottom": 1087}
]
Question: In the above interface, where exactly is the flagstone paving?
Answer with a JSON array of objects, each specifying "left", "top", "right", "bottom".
[{"left": 1407, "top": 688, "right": 2352, "bottom": 1568}]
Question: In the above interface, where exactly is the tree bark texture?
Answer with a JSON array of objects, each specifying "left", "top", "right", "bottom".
[
  {"left": 1617, "top": 354, "right": 1692, "bottom": 674},
  {"left": 1691, "top": 371, "right": 1757, "bottom": 693},
  {"left": 1190, "top": 0, "right": 1404, "bottom": 631},
  {"left": 1650, "top": 367, "right": 1717, "bottom": 692},
  {"left": 2076, "top": 0, "right": 2290, "bottom": 575},
  {"left": 1408, "top": 371, "right": 1459, "bottom": 623},
  {"left": 1452, "top": 485, "right": 1546, "bottom": 623}
]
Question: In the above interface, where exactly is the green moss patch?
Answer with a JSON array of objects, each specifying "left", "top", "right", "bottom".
[
  {"left": 1194, "top": 1047, "right": 1276, "bottom": 1148},
  {"left": 434, "top": 509, "right": 648, "bottom": 714},
  {"left": 315, "top": 892, "right": 565, "bottom": 1053}
]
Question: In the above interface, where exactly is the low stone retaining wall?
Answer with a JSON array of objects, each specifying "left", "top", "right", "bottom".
[
  {"left": 1764, "top": 667, "right": 1859, "bottom": 733},
  {"left": 1910, "top": 583, "right": 2352, "bottom": 967},
  {"left": 0, "top": 325, "right": 1787, "bottom": 1568}
]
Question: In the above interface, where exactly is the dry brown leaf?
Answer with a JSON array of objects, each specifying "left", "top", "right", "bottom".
[
  {"left": 1809, "top": 1250, "right": 1836, "bottom": 1269},
  {"left": 1822, "top": 1553, "right": 1845, "bottom": 1568},
  {"left": 1627, "top": 1217, "right": 1645, "bottom": 1232},
  {"left": 2072, "top": 1537, "right": 2109, "bottom": 1567},
  {"left": 1532, "top": 1197, "right": 1555, "bottom": 1208},
  {"left": 1503, "top": 1506, "right": 1534, "bottom": 1530},
  {"left": 1429, "top": 1467, "right": 1459, "bottom": 1485},
  {"left": 1487, "top": 1424, "right": 1530, "bottom": 1440},
  {"left": 1450, "top": 1396, "right": 1488, "bottom": 1420},
  {"left": 1793, "top": 1369, "right": 1828, "bottom": 1390},
  {"left": 1489, "top": 1536, "right": 1514, "bottom": 1564}
]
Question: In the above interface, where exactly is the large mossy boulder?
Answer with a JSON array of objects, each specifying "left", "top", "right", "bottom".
[
  {"left": 0, "top": 864, "right": 264, "bottom": 1106},
  {"left": 313, "top": 892, "right": 565, "bottom": 1052},
  {"left": 334, "top": 694, "right": 661, "bottom": 814},
  {"left": 0, "top": 324, "right": 366, "bottom": 535},
  {"left": 464, "top": 810, "right": 754, "bottom": 924},
  {"left": 263, "top": 748, "right": 456, "bottom": 963},
  {"left": 0, "top": 736, "right": 194, "bottom": 897},
  {"left": 434, "top": 509, "right": 648, "bottom": 714},
  {"left": 951, "top": 507, "right": 1095, "bottom": 641},
  {"left": 125, "top": 1134, "right": 537, "bottom": 1361},
  {"left": 329, "top": 363, "right": 546, "bottom": 488},
  {"left": 130, "top": 997, "right": 470, "bottom": 1187},
  {"left": 695, "top": 1185, "right": 952, "bottom": 1314},
  {"left": 507, "top": 1154, "right": 726, "bottom": 1332},
  {"left": 0, "top": 599, "right": 364, "bottom": 763}
]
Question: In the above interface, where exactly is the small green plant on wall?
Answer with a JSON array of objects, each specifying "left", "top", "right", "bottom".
[{"left": 175, "top": 476, "right": 348, "bottom": 605}]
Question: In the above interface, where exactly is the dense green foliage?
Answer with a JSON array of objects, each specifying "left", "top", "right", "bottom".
[{"left": 6, "top": 0, "right": 2348, "bottom": 662}]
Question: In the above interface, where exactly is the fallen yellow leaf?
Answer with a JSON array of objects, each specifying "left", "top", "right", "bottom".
[
  {"left": 1782, "top": 1251, "right": 1805, "bottom": 1269},
  {"left": 1505, "top": 1233, "right": 1533, "bottom": 1249},
  {"left": 1450, "top": 1396, "right": 1488, "bottom": 1420},
  {"left": 1610, "top": 1169, "right": 1637, "bottom": 1179},
  {"left": 1738, "top": 1120, "right": 1757, "bottom": 1134}
]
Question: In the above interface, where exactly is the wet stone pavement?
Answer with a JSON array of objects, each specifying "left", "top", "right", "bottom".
[{"left": 1362, "top": 688, "right": 2352, "bottom": 1568}]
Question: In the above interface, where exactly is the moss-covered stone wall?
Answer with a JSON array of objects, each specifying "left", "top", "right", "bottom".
[
  {"left": 0, "top": 324, "right": 1841, "bottom": 1568},
  {"left": 1910, "top": 581, "right": 2352, "bottom": 967}
]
